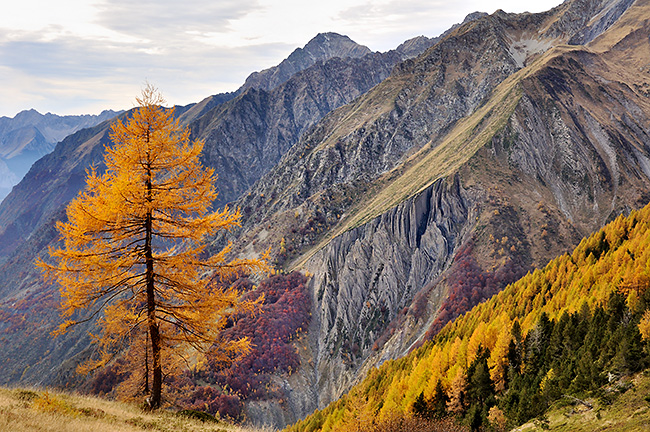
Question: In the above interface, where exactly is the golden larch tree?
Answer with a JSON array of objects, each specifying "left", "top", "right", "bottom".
[{"left": 38, "top": 85, "right": 267, "bottom": 409}]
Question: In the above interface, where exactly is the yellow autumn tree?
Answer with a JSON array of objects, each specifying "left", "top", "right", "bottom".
[{"left": 38, "top": 85, "right": 267, "bottom": 409}]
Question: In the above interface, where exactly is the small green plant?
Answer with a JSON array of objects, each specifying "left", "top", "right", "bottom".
[
  {"left": 598, "top": 389, "right": 618, "bottom": 406},
  {"left": 177, "top": 409, "right": 218, "bottom": 423},
  {"left": 14, "top": 389, "right": 39, "bottom": 402}
]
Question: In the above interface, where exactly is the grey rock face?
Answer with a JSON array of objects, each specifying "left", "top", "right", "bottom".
[
  {"left": 303, "top": 176, "right": 475, "bottom": 407},
  {"left": 194, "top": 50, "right": 404, "bottom": 205},
  {"left": 501, "top": 50, "right": 650, "bottom": 229},
  {"left": 234, "top": 13, "right": 522, "bottom": 230},
  {"left": 568, "top": 0, "right": 636, "bottom": 44},
  {"left": 240, "top": 177, "right": 479, "bottom": 428},
  {"left": 395, "top": 12, "right": 488, "bottom": 59},
  {"left": 546, "top": 0, "right": 635, "bottom": 41}
]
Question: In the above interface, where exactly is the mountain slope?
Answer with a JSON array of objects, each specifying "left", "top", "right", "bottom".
[
  {"left": 0, "top": 109, "right": 120, "bottom": 200},
  {"left": 191, "top": 50, "right": 404, "bottom": 205},
  {"left": 0, "top": 28, "right": 438, "bottom": 397},
  {"left": 286, "top": 179, "right": 650, "bottom": 431},
  {"left": 204, "top": 0, "right": 650, "bottom": 421}
]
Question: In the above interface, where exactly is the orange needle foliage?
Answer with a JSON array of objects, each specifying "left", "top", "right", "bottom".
[{"left": 38, "top": 85, "right": 268, "bottom": 409}]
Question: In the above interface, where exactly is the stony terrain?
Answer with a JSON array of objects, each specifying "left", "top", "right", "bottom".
[
  {"left": 219, "top": 0, "right": 650, "bottom": 424},
  {"left": 0, "top": 0, "right": 649, "bottom": 429}
]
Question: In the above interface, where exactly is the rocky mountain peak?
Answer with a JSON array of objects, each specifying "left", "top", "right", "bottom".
[
  {"left": 303, "top": 32, "right": 372, "bottom": 59},
  {"left": 241, "top": 32, "right": 371, "bottom": 92},
  {"left": 395, "top": 12, "right": 488, "bottom": 59},
  {"left": 7, "top": 109, "right": 41, "bottom": 122}
]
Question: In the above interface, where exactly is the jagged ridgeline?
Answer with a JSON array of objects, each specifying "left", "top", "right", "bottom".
[
  {"left": 287, "top": 201, "right": 650, "bottom": 432},
  {"left": 1, "top": 0, "right": 650, "bottom": 428},
  {"left": 223, "top": 0, "right": 650, "bottom": 423}
]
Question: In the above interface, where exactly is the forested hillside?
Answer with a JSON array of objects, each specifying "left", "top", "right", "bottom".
[
  {"left": 0, "top": 0, "right": 649, "bottom": 428},
  {"left": 288, "top": 202, "right": 650, "bottom": 431}
]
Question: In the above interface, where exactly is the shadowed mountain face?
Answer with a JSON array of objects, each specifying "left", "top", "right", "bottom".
[
  {"left": 0, "top": 28, "right": 435, "bottom": 392},
  {"left": 0, "top": 110, "right": 121, "bottom": 201},
  {"left": 1, "top": 0, "right": 649, "bottom": 428},
  {"left": 193, "top": 51, "right": 407, "bottom": 206},
  {"left": 208, "top": 0, "right": 650, "bottom": 424}
]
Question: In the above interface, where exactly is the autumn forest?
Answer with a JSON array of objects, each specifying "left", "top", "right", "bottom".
[{"left": 1, "top": 1, "right": 650, "bottom": 431}]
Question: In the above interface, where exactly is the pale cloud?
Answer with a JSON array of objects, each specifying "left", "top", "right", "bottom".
[
  {"left": 332, "top": 0, "right": 563, "bottom": 50},
  {"left": 94, "top": 0, "right": 262, "bottom": 46},
  {"left": 0, "top": 0, "right": 563, "bottom": 118}
]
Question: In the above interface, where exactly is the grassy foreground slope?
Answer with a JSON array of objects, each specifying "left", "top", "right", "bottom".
[
  {"left": 517, "top": 371, "right": 650, "bottom": 431},
  {"left": 0, "top": 387, "right": 268, "bottom": 432},
  {"left": 287, "top": 202, "right": 650, "bottom": 431}
]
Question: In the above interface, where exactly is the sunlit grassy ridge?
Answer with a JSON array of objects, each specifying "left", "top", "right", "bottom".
[
  {"left": 0, "top": 387, "right": 268, "bottom": 432},
  {"left": 286, "top": 202, "right": 650, "bottom": 432},
  {"left": 293, "top": 44, "right": 584, "bottom": 270}
]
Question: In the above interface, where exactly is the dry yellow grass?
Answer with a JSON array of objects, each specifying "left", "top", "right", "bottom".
[{"left": 0, "top": 387, "right": 272, "bottom": 432}]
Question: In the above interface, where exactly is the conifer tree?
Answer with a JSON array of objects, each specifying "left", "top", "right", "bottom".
[
  {"left": 413, "top": 391, "right": 431, "bottom": 419},
  {"left": 431, "top": 379, "right": 449, "bottom": 419},
  {"left": 39, "top": 85, "right": 267, "bottom": 409},
  {"left": 466, "top": 346, "right": 494, "bottom": 407}
]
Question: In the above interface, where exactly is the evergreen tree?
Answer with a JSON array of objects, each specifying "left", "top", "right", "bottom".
[
  {"left": 413, "top": 391, "right": 431, "bottom": 419},
  {"left": 431, "top": 379, "right": 449, "bottom": 419},
  {"left": 466, "top": 346, "right": 495, "bottom": 407},
  {"left": 466, "top": 404, "right": 483, "bottom": 432}
]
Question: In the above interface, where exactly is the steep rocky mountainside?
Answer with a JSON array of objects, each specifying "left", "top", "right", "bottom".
[
  {"left": 395, "top": 12, "right": 488, "bottom": 58},
  {"left": 0, "top": 110, "right": 120, "bottom": 201},
  {"left": 0, "top": 0, "right": 648, "bottom": 429},
  {"left": 0, "top": 26, "right": 451, "bottom": 390},
  {"left": 190, "top": 50, "right": 405, "bottom": 205},
  {"left": 241, "top": 33, "right": 372, "bottom": 91},
  {"left": 205, "top": 0, "right": 649, "bottom": 425},
  {"left": 289, "top": 192, "right": 650, "bottom": 432}
]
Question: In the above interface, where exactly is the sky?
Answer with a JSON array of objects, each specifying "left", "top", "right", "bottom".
[{"left": 0, "top": 0, "right": 564, "bottom": 118}]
